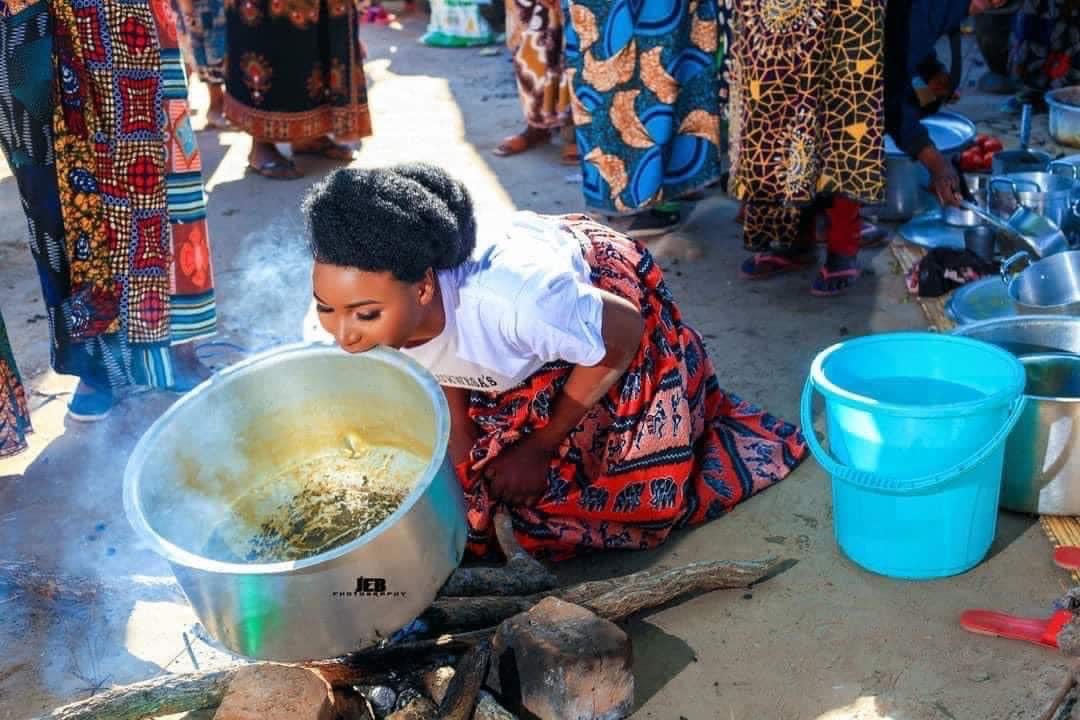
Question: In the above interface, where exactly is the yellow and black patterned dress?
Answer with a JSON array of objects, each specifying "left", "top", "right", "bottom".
[{"left": 728, "top": 0, "right": 886, "bottom": 250}]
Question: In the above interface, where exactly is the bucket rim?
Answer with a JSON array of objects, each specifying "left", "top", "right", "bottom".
[{"left": 810, "top": 332, "right": 1026, "bottom": 418}]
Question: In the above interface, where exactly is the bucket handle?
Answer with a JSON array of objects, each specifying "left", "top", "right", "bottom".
[
  {"left": 800, "top": 378, "right": 1027, "bottom": 493},
  {"left": 1000, "top": 251, "right": 1031, "bottom": 286}
]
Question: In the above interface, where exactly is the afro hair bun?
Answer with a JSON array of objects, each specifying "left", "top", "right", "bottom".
[{"left": 303, "top": 163, "right": 477, "bottom": 282}]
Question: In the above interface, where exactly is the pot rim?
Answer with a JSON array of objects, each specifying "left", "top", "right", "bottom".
[
  {"left": 1046, "top": 87, "right": 1080, "bottom": 111},
  {"left": 1019, "top": 352, "right": 1080, "bottom": 403},
  {"left": 1007, "top": 251, "right": 1080, "bottom": 311},
  {"left": 122, "top": 342, "right": 452, "bottom": 576}
]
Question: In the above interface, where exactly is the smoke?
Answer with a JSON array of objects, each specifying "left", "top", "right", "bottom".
[{"left": 216, "top": 213, "right": 316, "bottom": 347}]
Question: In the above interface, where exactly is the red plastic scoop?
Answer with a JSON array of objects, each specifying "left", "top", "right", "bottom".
[
  {"left": 1054, "top": 546, "right": 1080, "bottom": 571},
  {"left": 960, "top": 609, "right": 1073, "bottom": 649}
]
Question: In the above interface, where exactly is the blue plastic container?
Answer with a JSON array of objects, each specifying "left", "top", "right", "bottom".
[{"left": 801, "top": 333, "right": 1027, "bottom": 580}]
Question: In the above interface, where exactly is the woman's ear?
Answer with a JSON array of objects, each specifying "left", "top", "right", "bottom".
[{"left": 417, "top": 267, "right": 437, "bottom": 306}]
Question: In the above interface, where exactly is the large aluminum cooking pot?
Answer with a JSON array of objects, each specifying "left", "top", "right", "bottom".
[
  {"left": 953, "top": 316, "right": 1080, "bottom": 515},
  {"left": 1001, "top": 250, "right": 1080, "bottom": 315},
  {"left": 123, "top": 343, "right": 467, "bottom": 661}
]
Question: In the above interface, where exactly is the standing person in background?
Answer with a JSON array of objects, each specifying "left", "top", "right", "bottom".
[
  {"left": 493, "top": 0, "right": 577, "bottom": 164},
  {"left": 885, "top": 0, "right": 1013, "bottom": 209},
  {"left": 561, "top": 0, "right": 729, "bottom": 238},
  {"left": 172, "top": 0, "right": 229, "bottom": 128},
  {"left": 224, "top": 0, "right": 373, "bottom": 179},
  {"left": 0, "top": 0, "right": 216, "bottom": 422},
  {"left": 729, "top": 0, "right": 886, "bottom": 297},
  {"left": 1007, "top": 0, "right": 1080, "bottom": 114}
]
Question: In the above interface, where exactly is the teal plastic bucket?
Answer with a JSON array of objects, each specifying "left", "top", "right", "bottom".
[{"left": 802, "top": 333, "right": 1026, "bottom": 580}]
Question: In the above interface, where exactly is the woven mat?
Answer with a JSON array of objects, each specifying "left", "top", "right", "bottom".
[{"left": 889, "top": 239, "right": 1080, "bottom": 574}]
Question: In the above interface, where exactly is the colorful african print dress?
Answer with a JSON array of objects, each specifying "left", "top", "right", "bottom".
[
  {"left": 224, "top": 0, "right": 372, "bottom": 142},
  {"left": 0, "top": 312, "right": 32, "bottom": 458},
  {"left": 172, "top": 0, "right": 226, "bottom": 84},
  {"left": 561, "top": 0, "right": 725, "bottom": 214},
  {"left": 505, "top": 0, "right": 570, "bottom": 130},
  {"left": 1011, "top": 0, "right": 1080, "bottom": 98},
  {"left": 460, "top": 215, "right": 806, "bottom": 561},
  {"left": 728, "top": 0, "right": 885, "bottom": 250},
  {"left": 0, "top": 0, "right": 216, "bottom": 398}
]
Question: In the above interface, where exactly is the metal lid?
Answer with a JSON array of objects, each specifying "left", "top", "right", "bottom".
[
  {"left": 885, "top": 111, "right": 976, "bottom": 156},
  {"left": 898, "top": 211, "right": 966, "bottom": 251},
  {"left": 945, "top": 276, "right": 1017, "bottom": 325}
]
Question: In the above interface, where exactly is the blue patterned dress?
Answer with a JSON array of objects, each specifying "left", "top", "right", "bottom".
[{"left": 561, "top": 0, "right": 727, "bottom": 214}]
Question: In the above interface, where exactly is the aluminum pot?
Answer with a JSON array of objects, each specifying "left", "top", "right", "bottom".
[
  {"left": 123, "top": 343, "right": 467, "bottom": 661},
  {"left": 870, "top": 112, "right": 976, "bottom": 221},
  {"left": 999, "top": 354, "right": 1080, "bottom": 514},
  {"left": 992, "top": 103, "right": 1052, "bottom": 175},
  {"left": 1047, "top": 86, "right": 1080, "bottom": 148},
  {"left": 989, "top": 173, "right": 1077, "bottom": 231},
  {"left": 953, "top": 317, "right": 1080, "bottom": 514},
  {"left": 1001, "top": 250, "right": 1080, "bottom": 315}
]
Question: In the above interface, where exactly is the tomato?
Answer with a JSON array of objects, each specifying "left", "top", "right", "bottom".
[
  {"left": 982, "top": 138, "right": 1004, "bottom": 153},
  {"left": 978, "top": 153, "right": 994, "bottom": 172},
  {"left": 959, "top": 148, "right": 980, "bottom": 172},
  {"left": 975, "top": 134, "right": 989, "bottom": 145}
]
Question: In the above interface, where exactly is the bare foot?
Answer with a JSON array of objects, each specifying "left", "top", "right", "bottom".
[
  {"left": 205, "top": 84, "right": 230, "bottom": 129},
  {"left": 248, "top": 141, "right": 302, "bottom": 180},
  {"left": 292, "top": 136, "right": 356, "bottom": 162}
]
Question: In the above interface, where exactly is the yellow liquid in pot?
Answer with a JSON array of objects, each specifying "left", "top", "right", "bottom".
[{"left": 202, "top": 441, "right": 428, "bottom": 563}]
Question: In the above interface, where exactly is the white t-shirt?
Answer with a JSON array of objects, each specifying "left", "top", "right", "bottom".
[{"left": 401, "top": 212, "right": 607, "bottom": 392}]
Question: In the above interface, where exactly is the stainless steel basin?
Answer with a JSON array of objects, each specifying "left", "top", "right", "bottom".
[
  {"left": 954, "top": 317, "right": 1080, "bottom": 515},
  {"left": 123, "top": 343, "right": 467, "bottom": 661}
]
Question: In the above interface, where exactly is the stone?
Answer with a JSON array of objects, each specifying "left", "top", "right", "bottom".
[
  {"left": 359, "top": 685, "right": 397, "bottom": 718},
  {"left": 213, "top": 663, "right": 335, "bottom": 720},
  {"left": 492, "top": 597, "right": 634, "bottom": 720},
  {"left": 420, "top": 666, "right": 456, "bottom": 705},
  {"left": 475, "top": 689, "right": 517, "bottom": 720},
  {"left": 385, "top": 690, "right": 437, "bottom": 720}
]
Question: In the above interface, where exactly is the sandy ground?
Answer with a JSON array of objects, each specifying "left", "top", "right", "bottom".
[{"left": 0, "top": 18, "right": 1075, "bottom": 720}]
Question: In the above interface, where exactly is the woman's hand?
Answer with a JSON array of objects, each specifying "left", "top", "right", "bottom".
[
  {"left": 918, "top": 145, "right": 962, "bottom": 207},
  {"left": 484, "top": 438, "right": 554, "bottom": 506}
]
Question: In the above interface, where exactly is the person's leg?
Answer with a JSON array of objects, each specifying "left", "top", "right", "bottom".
[
  {"left": 622, "top": 201, "right": 682, "bottom": 239},
  {"left": 248, "top": 139, "right": 302, "bottom": 179},
  {"left": 811, "top": 195, "right": 861, "bottom": 296},
  {"left": 205, "top": 82, "right": 227, "bottom": 128},
  {"left": 495, "top": 0, "right": 560, "bottom": 156},
  {"left": 739, "top": 202, "right": 816, "bottom": 279},
  {"left": 291, "top": 136, "right": 357, "bottom": 162}
]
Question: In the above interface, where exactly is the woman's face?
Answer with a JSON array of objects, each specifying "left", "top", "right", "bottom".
[{"left": 312, "top": 262, "right": 438, "bottom": 354}]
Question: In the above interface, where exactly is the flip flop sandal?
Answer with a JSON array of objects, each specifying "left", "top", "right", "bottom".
[
  {"left": 810, "top": 266, "right": 860, "bottom": 297},
  {"left": 293, "top": 138, "right": 356, "bottom": 162},
  {"left": 493, "top": 132, "right": 547, "bottom": 157},
  {"left": 560, "top": 144, "right": 581, "bottom": 165},
  {"left": 739, "top": 252, "right": 816, "bottom": 280},
  {"left": 249, "top": 157, "right": 302, "bottom": 180},
  {"left": 960, "top": 608, "right": 1073, "bottom": 650}
]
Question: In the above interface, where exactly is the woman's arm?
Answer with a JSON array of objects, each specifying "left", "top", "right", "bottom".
[
  {"left": 486, "top": 290, "right": 644, "bottom": 504},
  {"left": 444, "top": 385, "right": 478, "bottom": 470},
  {"left": 530, "top": 290, "right": 643, "bottom": 450}
]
